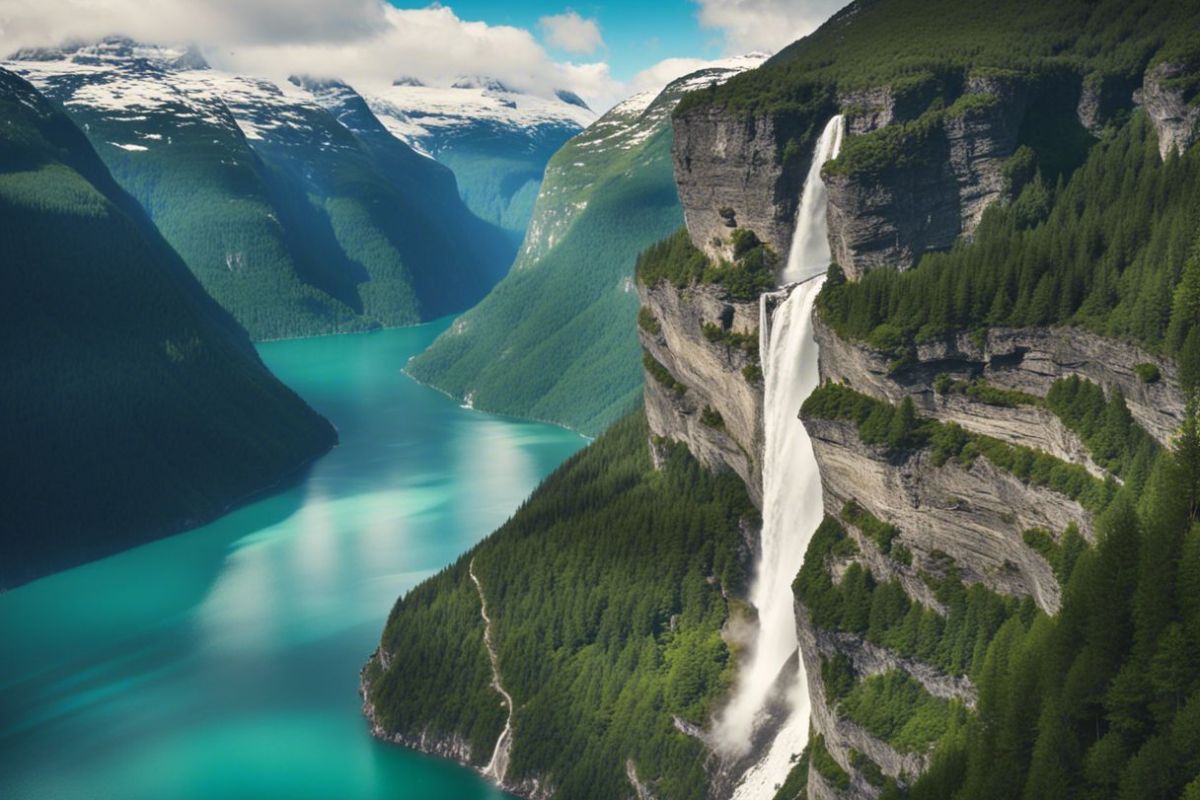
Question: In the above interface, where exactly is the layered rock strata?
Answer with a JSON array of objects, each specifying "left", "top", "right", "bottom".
[{"left": 639, "top": 281, "right": 765, "bottom": 506}]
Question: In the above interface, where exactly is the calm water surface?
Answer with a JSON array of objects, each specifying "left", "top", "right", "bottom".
[{"left": 0, "top": 322, "right": 585, "bottom": 800}]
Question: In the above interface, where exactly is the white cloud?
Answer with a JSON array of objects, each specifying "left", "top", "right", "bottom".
[
  {"left": 627, "top": 53, "right": 761, "bottom": 96},
  {"left": 0, "top": 1, "right": 620, "bottom": 105},
  {"left": 537, "top": 10, "right": 603, "bottom": 55},
  {"left": 693, "top": 0, "right": 845, "bottom": 55}
]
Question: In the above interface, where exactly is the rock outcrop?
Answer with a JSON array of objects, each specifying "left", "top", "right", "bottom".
[
  {"left": 639, "top": 280, "right": 765, "bottom": 506},
  {"left": 814, "top": 316, "right": 1186, "bottom": 449},
  {"left": 807, "top": 417, "right": 1087, "bottom": 614},
  {"left": 825, "top": 76, "right": 1028, "bottom": 278},
  {"left": 672, "top": 106, "right": 829, "bottom": 260},
  {"left": 1135, "top": 61, "right": 1200, "bottom": 160}
]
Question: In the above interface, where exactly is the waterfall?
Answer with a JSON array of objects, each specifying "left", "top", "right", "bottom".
[
  {"left": 782, "top": 115, "right": 844, "bottom": 285},
  {"left": 715, "top": 115, "right": 843, "bottom": 798}
]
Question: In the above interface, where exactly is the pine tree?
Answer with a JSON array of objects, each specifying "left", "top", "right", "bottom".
[{"left": 888, "top": 396, "right": 918, "bottom": 452}]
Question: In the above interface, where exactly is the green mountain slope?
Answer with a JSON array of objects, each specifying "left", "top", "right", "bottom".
[
  {"left": 8, "top": 40, "right": 515, "bottom": 340},
  {"left": 407, "top": 61, "right": 762, "bottom": 435},
  {"left": 363, "top": 410, "right": 754, "bottom": 799},
  {"left": 0, "top": 67, "right": 336, "bottom": 588}
]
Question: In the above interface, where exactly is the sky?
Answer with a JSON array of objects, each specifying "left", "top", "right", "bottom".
[{"left": 0, "top": 0, "right": 847, "bottom": 110}]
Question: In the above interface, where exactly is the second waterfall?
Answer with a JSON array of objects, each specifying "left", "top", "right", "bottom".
[{"left": 718, "top": 115, "right": 844, "bottom": 798}]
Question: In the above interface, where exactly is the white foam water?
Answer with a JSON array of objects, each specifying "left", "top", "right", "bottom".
[{"left": 715, "top": 115, "right": 844, "bottom": 798}]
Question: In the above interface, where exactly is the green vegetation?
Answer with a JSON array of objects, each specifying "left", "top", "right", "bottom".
[
  {"left": 702, "top": 322, "right": 759, "bottom": 358},
  {"left": 676, "top": 0, "right": 1200, "bottom": 145},
  {"left": 817, "top": 113, "right": 1200, "bottom": 368},
  {"left": 37, "top": 67, "right": 512, "bottom": 340},
  {"left": 644, "top": 350, "right": 686, "bottom": 395},
  {"left": 850, "top": 748, "right": 888, "bottom": 788},
  {"left": 770, "top": 745, "right": 811, "bottom": 800},
  {"left": 700, "top": 406, "right": 725, "bottom": 430},
  {"left": 822, "top": 652, "right": 857, "bottom": 703},
  {"left": 933, "top": 374, "right": 1042, "bottom": 408},
  {"left": 1022, "top": 525, "right": 1089, "bottom": 586},
  {"left": 637, "top": 227, "right": 778, "bottom": 302},
  {"left": 407, "top": 88, "right": 685, "bottom": 435},
  {"left": 842, "top": 500, "right": 901, "bottom": 556},
  {"left": 639, "top": 307, "right": 662, "bottom": 335},
  {"left": 904, "top": 405, "right": 1200, "bottom": 800},
  {"left": 426, "top": 123, "right": 577, "bottom": 238},
  {"left": 367, "top": 411, "right": 755, "bottom": 799},
  {"left": 1045, "top": 376, "right": 1159, "bottom": 485},
  {"left": 0, "top": 68, "right": 335, "bottom": 587},
  {"left": 795, "top": 518, "right": 1025, "bottom": 680},
  {"left": 839, "top": 671, "right": 962, "bottom": 753},
  {"left": 802, "top": 383, "right": 1115, "bottom": 511},
  {"left": 1135, "top": 363, "right": 1162, "bottom": 384},
  {"left": 824, "top": 104, "right": 946, "bottom": 178},
  {"left": 810, "top": 735, "right": 851, "bottom": 792}
]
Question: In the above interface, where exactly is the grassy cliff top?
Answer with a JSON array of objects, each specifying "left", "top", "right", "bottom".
[{"left": 676, "top": 0, "right": 1200, "bottom": 119}]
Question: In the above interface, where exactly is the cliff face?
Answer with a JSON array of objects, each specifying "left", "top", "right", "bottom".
[
  {"left": 808, "top": 415, "right": 1087, "bottom": 612},
  {"left": 814, "top": 316, "right": 1185, "bottom": 449},
  {"left": 671, "top": 107, "right": 824, "bottom": 261},
  {"left": 657, "top": 44, "right": 1194, "bottom": 800},
  {"left": 826, "top": 76, "right": 1028, "bottom": 279},
  {"left": 638, "top": 281, "right": 765, "bottom": 506},
  {"left": 1135, "top": 62, "right": 1200, "bottom": 159}
]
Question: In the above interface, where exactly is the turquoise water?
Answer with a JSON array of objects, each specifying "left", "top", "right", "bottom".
[{"left": 0, "top": 323, "right": 586, "bottom": 800}]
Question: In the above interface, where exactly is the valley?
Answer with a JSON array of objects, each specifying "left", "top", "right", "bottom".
[{"left": 4, "top": 1, "right": 1200, "bottom": 799}]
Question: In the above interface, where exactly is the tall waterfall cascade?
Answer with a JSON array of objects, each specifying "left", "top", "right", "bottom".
[{"left": 716, "top": 114, "right": 844, "bottom": 799}]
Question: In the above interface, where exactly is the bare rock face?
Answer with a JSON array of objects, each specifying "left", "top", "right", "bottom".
[
  {"left": 826, "top": 76, "right": 1027, "bottom": 279},
  {"left": 807, "top": 417, "right": 1087, "bottom": 614},
  {"left": 1135, "top": 62, "right": 1200, "bottom": 159},
  {"left": 638, "top": 280, "right": 765, "bottom": 505},
  {"left": 813, "top": 315, "right": 1185, "bottom": 450},
  {"left": 672, "top": 106, "right": 821, "bottom": 261}
]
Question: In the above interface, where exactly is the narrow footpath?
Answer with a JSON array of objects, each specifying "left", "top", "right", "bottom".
[{"left": 469, "top": 557, "right": 514, "bottom": 784}]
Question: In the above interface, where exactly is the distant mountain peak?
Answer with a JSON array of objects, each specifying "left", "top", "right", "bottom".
[
  {"left": 288, "top": 74, "right": 350, "bottom": 93},
  {"left": 451, "top": 76, "right": 517, "bottom": 93},
  {"left": 10, "top": 36, "right": 209, "bottom": 72},
  {"left": 391, "top": 76, "right": 425, "bottom": 88}
]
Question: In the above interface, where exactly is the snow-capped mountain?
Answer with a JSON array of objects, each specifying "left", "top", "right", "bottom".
[
  {"left": 5, "top": 37, "right": 514, "bottom": 339},
  {"left": 364, "top": 77, "right": 594, "bottom": 237}
]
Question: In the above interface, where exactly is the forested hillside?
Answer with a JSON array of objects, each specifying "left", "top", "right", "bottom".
[
  {"left": 364, "top": 412, "right": 755, "bottom": 798},
  {"left": 897, "top": 405, "right": 1200, "bottom": 800},
  {"left": 817, "top": 112, "right": 1200, "bottom": 378},
  {"left": 407, "top": 62, "right": 760, "bottom": 435},
  {"left": 0, "top": 67, "right": 336, "bottom": 587},
  {"left": 8, "top": 40, "right": 515, "bottom": 340}
]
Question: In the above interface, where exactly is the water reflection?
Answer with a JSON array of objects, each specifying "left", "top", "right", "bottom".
[{"left": 0, "top": 323, "right": 584, "bottom": 800}]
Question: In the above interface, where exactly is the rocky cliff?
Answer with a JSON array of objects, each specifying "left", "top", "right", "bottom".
[
  {"left": 1135, "top": 61, "right": 1200, "bottom": 159},
  {"left": 657, "top": 72, "right": 1196, "bottom": 800},
  {"left": 638, "top": 280, "right": 765, "bottom": 506},
  {"left": 825, "top": 74, "right": 1029, "bottom": 279},
  {"left": 813, "top": 315, "right": 1185, "bottom": 449},
  {"left": 672, "top": 106, "right": 831, "bottom": 261}
]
